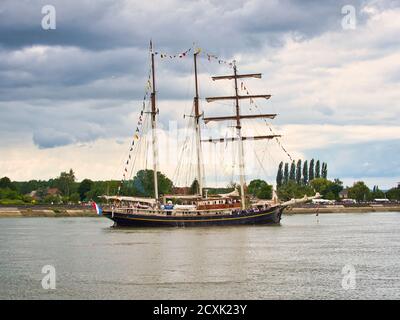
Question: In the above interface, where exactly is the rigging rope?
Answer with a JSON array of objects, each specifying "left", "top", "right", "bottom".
[
  {"left": 117, "top": 52, "right": 152, "bottom": 194},
  {"left": 118, "top": 44, "right": 237, "bottom": 193},
  {"left": 238, "top": 81, "right": 294, "bottom": 162}
]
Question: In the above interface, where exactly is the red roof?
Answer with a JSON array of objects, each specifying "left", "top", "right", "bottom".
[{"left": 47, "top": 188, "right": 60, "bottom": 196}]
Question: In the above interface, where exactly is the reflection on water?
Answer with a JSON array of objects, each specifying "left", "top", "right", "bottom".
[{"left": 0, "top": 213, "right": 400, "bottom": 299}]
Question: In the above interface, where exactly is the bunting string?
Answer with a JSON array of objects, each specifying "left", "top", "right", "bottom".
[
  {"left": 117, "top": 65, "right": 152, "bottom": 194},
  {"left": 239, "top": 81, "right": 293, "bottom": 162},
  {"left": 117, "top": 45, "right": 235, "bottom": 194},
  {"left": 153, "top": 45, "right": 234, "bottom": 68},
  {"left": 201, "top": 49, "right": 234, "bottom": 68},
  {"left": 153, "top": 47, "right": 192, "bottom": 59}
]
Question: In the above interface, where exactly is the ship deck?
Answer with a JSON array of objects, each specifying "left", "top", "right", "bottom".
[{"left": 103, "top": 206, "right": 276, "bottom": 217}]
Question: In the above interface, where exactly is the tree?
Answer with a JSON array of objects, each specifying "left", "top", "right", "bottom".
[
  {"left": 283, "top": 163, "right": 289, "bottom": 185},
  {"left": 276, "top": 162, "right": 284, "bottom": 188},
  {"left": 0, "top": 187, "right": 20, "bottom": 200},
  {"left": 69, "top": 193, "right": 80, "bottom": 204},
  {"left": 78, "top": 179, "right": 93, "bottom": 201},
  {"left": 189, "top": 179, "right": 199, "bottom": 195},
  {"left": 248, "top": 179, "right": 273, "bottom": 200},
  {"left": 348, "top": 181, "right": 371, "bottom": 202},
  {"left": 371, "top": 185, "right": 385, "bottom": 199},
  {"left": 289, "top": 161, "right": 296, "bottom": 181},
  {"left": 13, "top": 180, "right": 47, "bottom": 194},
  {"left": 315, "top": 160, "right": 320, "bottom": 178},
  {"left": 303, "top": 160, "right": 308, "bottom": 185},
  {"left": 257, "top": 184, "right": 273, "bottom": 199},
  {"left": 277, "top": 181, "right": 314, "bottom": 201},
  {"left": 296, "top": 160, "right": 302, "bottom": 185},
  {"left": 321, "top": 162, "right": 328, "bottom": 179},
  {"left": 85, "top": 184, "right": 105, "bottom": 202},
  {"left": 331, "top": 178, "right": 344, "bottom": 199},
  {"left": 309, "top": 159, "right": 315, "bottom": 181},
  {"left": 310, "top": 178, "right": 342, "bottom": 200},
  {"left": 56, "top": 169, "right": 76, "bottom": 197},
  {"left": 387, "top": 188, "right": 400, "bottom": 201},
  {"left": 0, "top": 177, "right": 15, "bottom": 190},
  {"left": 43, "top": 194, "right": 60, "bottom": 204},
  {"left": 36, "top": 188, "right": 48, "bottom": 200},
  {"left": 132, "top": 169, "right": 173, "bottom": 198}
]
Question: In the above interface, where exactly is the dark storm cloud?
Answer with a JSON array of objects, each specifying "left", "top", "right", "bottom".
[
  {"left": 0, "top": 46, "right": 147, "bottom": 92},
  {"left": 0, "top": 0, "right": 372, "bottom": 102},
  {"left": 0, "top": 44, "right": 199, "bottom": 102},
  {"left": 0, "top": 0, "right": 358, "bottom": 51},
  {"left": 0, "top": 0, "right": 398, "bottom": 153}
]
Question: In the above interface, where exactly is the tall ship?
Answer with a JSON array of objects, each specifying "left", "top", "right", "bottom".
[{"left": 101, "top": 42, "right": 317, "bottom": 227}]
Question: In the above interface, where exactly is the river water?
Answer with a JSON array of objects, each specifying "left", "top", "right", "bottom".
[{"left": 0, "top": 212, "right": 399, "bottom": 299}]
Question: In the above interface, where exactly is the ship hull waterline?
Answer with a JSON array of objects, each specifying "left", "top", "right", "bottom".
[{"left": 102, "top": 206, "right": 285, "bottom": 228}]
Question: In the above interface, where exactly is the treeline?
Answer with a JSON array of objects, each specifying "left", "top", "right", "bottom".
[
  {"left": 2, "top": 165, "right": 400, "bottom": 205},
  {"left": 346, "top": 182, "right": 397, "bottom": 202},
  {"left": 276, "top": 159, "right": 327, "bottom": 187},
  {"left": 275, "top": 159, "right": 339, "bottom": 201},
  {"left": 274, "top": 159, "right": 400, "bottom": 202},
  {"left": 0, "top": 169, "right": 174, "bottom": 205},
  {"left": 0, "top": 170, "right": 119, "bottom": 205},
  {"left": 1, "top": 167, "right": 275, "bottom": 205}
]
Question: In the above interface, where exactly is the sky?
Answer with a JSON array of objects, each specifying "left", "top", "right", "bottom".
[{"left": 0, "top": 0, "right": 399, "bottom": 189}]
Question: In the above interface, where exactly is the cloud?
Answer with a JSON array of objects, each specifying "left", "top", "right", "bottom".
[
  {"left": 304, "top": 139, "right": 400, "bottom": 188},
  {"left": 0, "top": 0, "right": 399, "bottom": 187},
  {"left": 33, "top": 129, "right": 74, "bottom": 148},
  {"left": 0, "top": 0, "right": 359, "bottom": 51}
]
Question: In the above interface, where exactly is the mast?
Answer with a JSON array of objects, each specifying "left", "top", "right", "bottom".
[
  {"left": 233, "top": 61, "right": 246, "bottom": 209},
  {"left": 150, "top": 41, "right": 159, "bottom": 203},
  {"left": 193, "top": 51, "right": 204, "bottom": 196},
  {"left": 232, "top": 63, "right": 246, "bottom": 209},
  {"left": 205, "top": 61, "right": 280, "bottom": 210}
]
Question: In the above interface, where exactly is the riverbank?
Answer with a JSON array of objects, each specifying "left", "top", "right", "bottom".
[
  {"left": 288, "top": 204, "right": 400, "bottom": 214},
  {"left": 1, "top": 204, "right": 400, "bottom": 217},
  {"left": 0, "top": 206, "right": 97, "bottom": 217}
]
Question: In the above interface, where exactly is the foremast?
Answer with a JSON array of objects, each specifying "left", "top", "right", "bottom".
[
  {"left": 204, "top": 61, "right": 280, "bottom": 210},
  {"left": 150, "top": 41, "right": 159, "bottom": 204},
  {"left": 193, "top": 51, "right": 205, "bottom": 197}
]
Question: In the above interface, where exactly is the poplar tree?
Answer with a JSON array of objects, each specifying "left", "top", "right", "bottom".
[
  {"left": 325, "top": 163, "right": 328, "bottom": 179},
  {"left": 321, "top": 162, "right": 328, "bottom": 179},
  {"left": 289, "top": 161, "right": 296, "bottom": 181},
  {"left": 276, "top": 161, "right": 284, "bottom": 188},
  {"left": 284, "top": 163, "right": 289, "bottom": 185},
  {"left": 309, "top": 159, "right": 315, "bottom": 181},
  {"left": 315, "top": 160, "right": 321, "bottom": 178},
  {"left": 303, "top": 160, "right": 308, "bottom": 185},
  {"left": 296, "top": 159, "right": 302, "bottom": 185}
]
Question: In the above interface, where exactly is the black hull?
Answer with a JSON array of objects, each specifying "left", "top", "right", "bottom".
[{"left": 102, "top": 206, "right": 284, "bottom": 228}]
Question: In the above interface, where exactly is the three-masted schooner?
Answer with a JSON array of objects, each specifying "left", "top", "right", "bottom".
[{"left": 101, "top": 42, "right": 315, "bottom": 227}]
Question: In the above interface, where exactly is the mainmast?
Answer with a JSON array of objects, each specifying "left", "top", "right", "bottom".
[
  {"left": 193, "top": 51, "right": 204, "bottom": 196},
  {"left": 233, "top": 63, "right": 246, "bottom": 209},
  {"left": 150, "top": 41, "right": 159, "bottom": 203},
  {"left": 204, "top": 61, "right": 280, "bottom": 210}
]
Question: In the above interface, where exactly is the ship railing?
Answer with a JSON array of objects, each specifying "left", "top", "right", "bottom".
[{"left": 108, "top": 206, "right": 237, "bottom": 216}]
